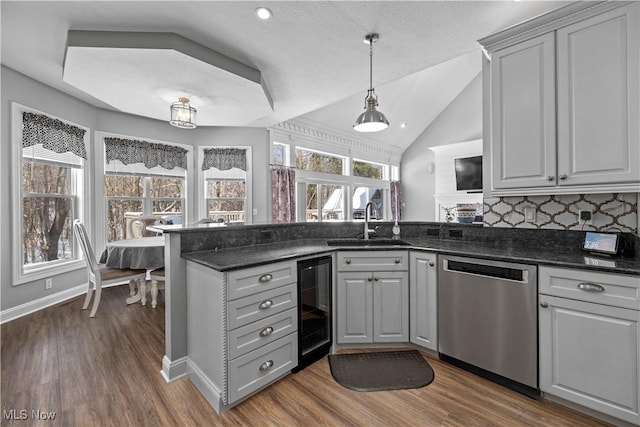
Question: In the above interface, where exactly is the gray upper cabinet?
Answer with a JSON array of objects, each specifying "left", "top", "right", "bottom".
[
  {"left": 490, "top": 32, "right": 556, "bottom": 190},
  {"left": 556, "top": 5, "right": 640, "bottom": 187},
  {"left": 481, "top": 1, "right": 640, "bottom": 196}
]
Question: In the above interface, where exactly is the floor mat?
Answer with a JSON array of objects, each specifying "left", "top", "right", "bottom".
[{"left": 328, "top": 350, "right": 435, "bottom": 392}]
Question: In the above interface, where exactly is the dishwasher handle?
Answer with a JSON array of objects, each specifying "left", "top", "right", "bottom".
[{"left": 444, "top": 259, "right": 530, "bottom": 283}]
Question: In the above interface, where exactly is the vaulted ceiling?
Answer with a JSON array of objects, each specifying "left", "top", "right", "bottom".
[{"left": 1, "top": 1, "right": 568, "bottom": 152}]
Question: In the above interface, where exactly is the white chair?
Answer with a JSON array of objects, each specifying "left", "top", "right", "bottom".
[
  {"left": 73, "top": 221, "right": 147, "bottom": 318},
  {"left": 143, "top": 268, "right": 166, "bottom": 309},
  {"left": 128, "top": 216, "right": 167, "bottom": 238}
]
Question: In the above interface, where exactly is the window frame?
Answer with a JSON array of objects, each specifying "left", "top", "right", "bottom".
[
  {"left": 99, "top": 132, "right": 190, "bottom": 243},
  {"left": 11, "top": 102, "right": 89, "bottom": 285},
  {"left": 270, "top": 129, "right": 396, "bottom": 223},
  {"left": 197, "top": 146, "right": 252, "bottom": 224}
]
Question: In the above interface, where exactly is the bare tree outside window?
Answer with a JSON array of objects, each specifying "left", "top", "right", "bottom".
[{"left": 22, "top": 162, "right": 75, "bottom": 264}]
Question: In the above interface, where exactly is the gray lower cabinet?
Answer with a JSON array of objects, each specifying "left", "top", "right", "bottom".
[
  {"left": 336, "top": 251, "right": 409, "bottom": 344},
  {"left": 185, "top": 259, "right": 298, "bottom": 414},
  {"left": 409, "top": 252, "right": 437, "bottom": 351},
  {"left": 538, "top": 266, "right": 640, "bottom": 425}
]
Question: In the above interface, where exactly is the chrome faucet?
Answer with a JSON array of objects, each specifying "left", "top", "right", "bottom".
[{"left": 364, "top": 202, "right": 375, "bottom": 240}]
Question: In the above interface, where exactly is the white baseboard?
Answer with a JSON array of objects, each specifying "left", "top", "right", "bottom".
[{"left": 0, "top": 283, "right": 87, "bottom": 324}]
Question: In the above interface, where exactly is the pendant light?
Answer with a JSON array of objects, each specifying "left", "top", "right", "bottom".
[
  {"left": 353, "top": 33, "right": 389, "bottom": 132},
  {"left": 169, "top": 97, "right": 197, "bottom": 129}
]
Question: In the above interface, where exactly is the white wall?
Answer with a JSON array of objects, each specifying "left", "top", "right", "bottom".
[
  {"left": 0, "top": 66, "right": 271, "bottom": 315},
  {"left": 401, "top": 72, "right": 482, "bottom": 221}
]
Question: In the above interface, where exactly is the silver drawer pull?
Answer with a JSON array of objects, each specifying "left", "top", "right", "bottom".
[
  {"left": 259, "top": 360, "right": 274, "bottom": 372},
  {"left": 559, "top": 174, "right": 568, "bottom": 180},
  {"left": 547, "top": 175, "right": 555, "bottom": 181},
  {"left": 394, "top": 259, "right": 401, "bottom": 264},
  {"left": 374, "top": 277, "right": 379, "bottom": 281},
  {"left": 258, "top": 273, "right": 273, "bottom": 283},
  {"left": 259, "top": 326, "right": 274, "bottom": 337},
  {"left": 367, "top": 276, "right": 372, "bottom": 282},
  {"left": 540, "top": 301, "right": 548, "bottom": 308},
  {"left": 577, "top": 282, "right": 605, "bottom": 293},
  {"left": 428, "top": 261, "right": 435, "bottom": 267},
  {"left": 345, "top": 259, "right": 351, "bottom": 264},
  {"left": 258, "top": 300, "right": 273, "bottom": 310}
]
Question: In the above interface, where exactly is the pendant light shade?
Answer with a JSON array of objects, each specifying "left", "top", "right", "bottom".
[
  {"left": 170, "top": 97, "right": 197, "bottom": 129},
  {"left": 354, "top": 33, "right": 389, "bottom": 132}
]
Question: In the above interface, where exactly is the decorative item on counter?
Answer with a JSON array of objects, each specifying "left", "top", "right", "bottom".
[
  {"left": 456, "top": 203, "right": 476, "bottom": 223},
  {"left": 393, "top": 185, "right": 401, "bottom": 238},
  {"left": 442, "top": 206, "right": 456, "bottom": 223}
]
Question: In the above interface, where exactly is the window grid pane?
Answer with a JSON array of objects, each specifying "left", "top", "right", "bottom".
[
  {"left": 22, "top": 195, "right": 74, "bottom": 264},
  {"left": 295, "top": 149, "right": 343, "bottom": 175}
]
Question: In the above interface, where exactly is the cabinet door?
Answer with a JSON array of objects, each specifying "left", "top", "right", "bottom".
[
  {"left": 539, "top": 295, "right": 640, "bottom": 425},
  {"left": 491, "top": 32, "right": 556, "bottom": 190},
  {"left": 557, "top": 4, "right": 640, "bottom": 186},
  {"left": 409, "top": 253, "right": 437, "bottom": 351},
  {"left": 336, "top": 272, "right": 373, "bottom": 343},
  {"left": 372, "top": 271, "right": 409, "bottom": 342}
]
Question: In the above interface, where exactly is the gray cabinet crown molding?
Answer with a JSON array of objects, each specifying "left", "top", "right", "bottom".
[{"left": 478, "top": 1, "right": 626, "bottom": 52}]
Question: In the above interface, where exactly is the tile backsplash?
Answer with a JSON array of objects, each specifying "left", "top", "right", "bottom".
[{"left": 483, "top": 193, "right": 638, "bottom": 233}]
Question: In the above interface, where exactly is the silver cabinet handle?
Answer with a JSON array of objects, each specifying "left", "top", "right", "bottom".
[
  {"left": 394, "top": 259, "right": 401, "bottom": 264},
  {"left": 259, "top": 326, "right": 274, "bottom": 337},
  {"left": 428, "top": 261, "right": 435, "bottom": 267},
  {"left": 374, "top": 277, "right": 379, "bottom": 281},
  {"left": 540, "top": 302, "right": 548, "bottom": 308},
  {"left": 367, "top": 276, "right": 372, "bottom": 282},
  {"left": 258, "top": 300, "right": 273, "bottom": 310},
  {"left": 547, "top": 175, "right": 555, "bottom": 181},
  {"left": 259, "top": 360, "right": 274, "bottom": 372},
  {"left": 578, "top": 282, "right": 605, "bottom": 293},
  {"left": 559, "top": 174, "right": 568, "bottom": 180},
  {"left": 258, "top": 273, "right": 273, "bottom": 283},
  {"left": 345, "top": 259, "right": 351, "bottom": 264}
]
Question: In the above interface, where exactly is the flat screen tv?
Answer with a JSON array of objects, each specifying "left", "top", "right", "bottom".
[{"left": 454, "top": 155, "right": 482, "bottom": 192}]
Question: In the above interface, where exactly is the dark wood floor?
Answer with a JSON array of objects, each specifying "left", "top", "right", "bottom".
[{"left": 1, "top": 285, "right": 612, "bottom": 427}]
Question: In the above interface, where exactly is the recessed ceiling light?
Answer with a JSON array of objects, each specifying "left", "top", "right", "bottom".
[
  {"left": 401, "top": 122, "right": 407, "bottom": 128},
  {"left": 255, "top": 7, "right": 272, "bottom": 20}
]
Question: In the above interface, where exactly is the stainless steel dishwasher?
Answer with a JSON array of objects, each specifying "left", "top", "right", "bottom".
[{"left": 438, "top": 255, "right": 538, "bottom": 397}]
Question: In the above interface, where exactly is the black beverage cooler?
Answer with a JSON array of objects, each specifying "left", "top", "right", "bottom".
[{"left": 294, "top": 256, "right": 332, "bottom": 371}]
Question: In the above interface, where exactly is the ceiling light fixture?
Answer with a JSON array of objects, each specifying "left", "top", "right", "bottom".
[
  {"left": 255, "top": 7, "right": 272, "bottom": 20},
  {"left": 169, "top": 97, "right": 197, "bottom": 129},
  {"left": 353, "top": 33, "right": 389, "bottom": 133}
]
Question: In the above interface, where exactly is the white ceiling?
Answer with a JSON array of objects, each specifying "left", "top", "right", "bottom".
[{"left": 1, "top": 1, "right": 569, "bottom": 152}]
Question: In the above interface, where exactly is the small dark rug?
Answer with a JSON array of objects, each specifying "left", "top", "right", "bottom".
[{"left": 328, "top": 350, "right": 435, "bottom": 392}]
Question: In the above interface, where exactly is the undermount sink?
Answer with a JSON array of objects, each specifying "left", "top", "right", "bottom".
[{"left": 326, "top": 238, "right": 410, "bottom": 247}]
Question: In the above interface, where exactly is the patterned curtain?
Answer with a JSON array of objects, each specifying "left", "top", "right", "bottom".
[
  {"left": 271, "top": 168, "right": 296, "bottom": 223},
  {"left": 202, "top": 148, "right": 247, "bottom": 171},
  {"left": 22, "top": 112, "right": 87, "bottom": 159},
  {"left": 104, "top": 137, "right": 187, "bottom": 170},
  {"left": 390, "top": 181, "right": 403, "bottom": 221}
]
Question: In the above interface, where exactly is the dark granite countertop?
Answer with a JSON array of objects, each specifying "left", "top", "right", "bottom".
[{"left": 182, "top": 237, "right": 640, "bottom": 275}]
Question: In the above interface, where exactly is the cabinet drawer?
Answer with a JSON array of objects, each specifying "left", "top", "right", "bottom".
[
  {"left": 337, "top": 251, "right": 408, "bottom": 272},
  {"left": 227, "top": 261, "right": 296, "bottom": 301},
  {"left": 539, "top": 266, "right": 640, "bottom": 310},
  {"left": 228, "top": 308, "right": 297, "bottom": 360},
  {"left": 228, "top": 284, "right": 297, "bottom": 330},
  {"left": 227, "top": 333, "right": 298, "bottom": 404}
]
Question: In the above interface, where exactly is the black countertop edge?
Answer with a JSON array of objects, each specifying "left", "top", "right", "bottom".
[{"left": 181, "top": 238, "right": 640, "bottom": 275}]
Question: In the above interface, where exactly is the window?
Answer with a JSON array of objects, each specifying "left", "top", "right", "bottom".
[
  {"left": 352, "top": 187, "right": 384, "bottom": 220},
  {"left": 353, "top": 159, "right": 385, "bottom": 180},
  {"left": 201, "top": 147, "right": 250, "bottom": 223},
  {"left": 303, "top": 183, "right": 345, "bottom": 222},
  {"left": 296, "top": 148, "right": 344, "bottom": 175},
  {"left": 104, "top": 136, "right": 188, "bottom": 241},
  {"left": 13, "top": 104, "right": 89, "bottom": 283}
]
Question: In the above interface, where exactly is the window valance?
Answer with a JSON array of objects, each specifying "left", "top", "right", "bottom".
[
  {"left": 22, "top": 112, "right": 87, "bottom": 160},
  {"left": 104, "top": 137, "right": 187, "bottom": 170},
  {"left": 202, "top": 148, "right": 247, "bottom": 171}
]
